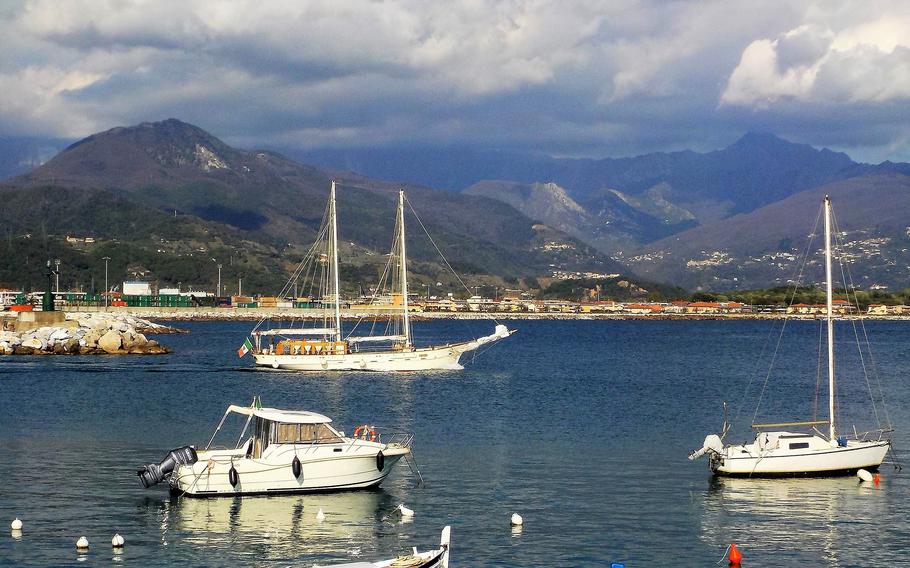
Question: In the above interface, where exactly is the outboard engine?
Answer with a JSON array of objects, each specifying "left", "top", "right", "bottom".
[
  {"left": 137, "top": 446, "right": 198, "bottom": 488},
  {"left": 688, "top": 434, "right": 723, "bottom": 461}
]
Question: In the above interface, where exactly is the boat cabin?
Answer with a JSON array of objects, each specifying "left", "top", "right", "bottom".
[
  {"left": 751, "top": 431, "right": 833, "bottom": 452},
  {"left": 219, "top": 406, "right": 345, "bottom": 458},
  {"left": 274, "top": 340, "right": 348, "bottom": 356}
]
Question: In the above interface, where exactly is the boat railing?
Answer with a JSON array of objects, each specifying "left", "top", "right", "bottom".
[
  {"left": 381, "top": 432, "right": 414, "bottom": 448},
  {"left": 849, "top": 427, "right": 894, "bottom": 442}
]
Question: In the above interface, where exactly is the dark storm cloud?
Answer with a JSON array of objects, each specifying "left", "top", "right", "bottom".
[{"left": 1, "top": 0, "right": 909, "bottom": 162}]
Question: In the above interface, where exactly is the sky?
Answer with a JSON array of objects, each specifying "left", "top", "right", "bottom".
[{"left": 1, "top": 0, "right": 909, "bottom": 162}]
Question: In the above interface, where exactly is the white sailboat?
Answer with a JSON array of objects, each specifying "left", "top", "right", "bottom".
[
  {"left": 689, "top": 196, "right": 892, "bottom": 476},
  {"left": 248, "top": 182, "right": 514, "bottom": 371}
]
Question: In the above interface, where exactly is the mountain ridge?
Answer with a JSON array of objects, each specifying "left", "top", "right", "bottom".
[
  {"left": 624, "top": 172, "right": 910, "bottom": 290},
  {"left": 297, "top": 133, "right": 868, "bottom": 254},
  {"left": 0, "top": 119, "right": 642, "bottom": 296}
]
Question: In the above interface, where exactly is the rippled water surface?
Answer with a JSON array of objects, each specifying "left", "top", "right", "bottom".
[{"left": 1, "top": 319, "right": 909, "bottom": 566}]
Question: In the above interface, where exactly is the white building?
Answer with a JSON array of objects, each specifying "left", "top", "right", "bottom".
[
  {"left": 123, "top": 281, "right": 152, "bottom": 296},
  {"left": 0, "top": 289, "right": 22, "bottom": 308}
]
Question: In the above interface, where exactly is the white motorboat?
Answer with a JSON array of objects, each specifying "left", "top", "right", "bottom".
[
  {"left": 689, "top": 196, "right": 893, "bottom": 477},
  {"left": 138, "top": 401, "right": 411, "bottom": 496},
  {"left": 314, "top": 526, "right": 450, "bottom": 568},
  {"left": 245, "top": 181, "right": 514, "bottom": 371}
]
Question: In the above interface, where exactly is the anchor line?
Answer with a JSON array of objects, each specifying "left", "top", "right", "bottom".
[
  {"left": 715, "top": 544, "right": 732, "bottom": 565},
  {"left": 404, "top": 452, "right": 425, "bottom": 486}
]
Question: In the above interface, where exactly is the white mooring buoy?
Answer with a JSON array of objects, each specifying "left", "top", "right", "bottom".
[
  {"left": 76, "top": 536, "right": 89, "bottom": 550},
  {"left": 398, "top": 504, "right": 415, "bottom": 518},
  {"left": 10, "top": 518, "right": 23, "bottom": 531},
  {"left": 510, "top": 513, "right": 523, "bottom": 526},
  {"left": 858, "top": 469, "right": 874, "bottom": 483},
  {"left": 316, "top": 508, "right": 326, "bottom": 522},
  {"left": 112, "top": 533, "right": 125, "bottom": 548}
]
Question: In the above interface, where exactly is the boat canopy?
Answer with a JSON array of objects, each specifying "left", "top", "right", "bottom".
[
  {"left": 346, "top": 334, "right": 408, "bottom": 344},
  {"left": 255, "top": 328, "right": 337, "bottom": 337},
  {"left": 226, "top": 405, "right": 332, "bottom": 424}
]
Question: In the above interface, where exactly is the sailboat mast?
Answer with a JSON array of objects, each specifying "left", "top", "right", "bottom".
[
  {"left": 824, "top": 195, "right": 836, "bottom": 440},
  {"left": 398, "top": 190, "right": 411, "bottom": 348},
  {"left": 331, "top": 181, "right": 342, "bottom": 343}
]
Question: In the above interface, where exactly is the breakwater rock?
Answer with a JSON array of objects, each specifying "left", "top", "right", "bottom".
[
  {"left": 65, "top": 312, "right": 186, "bottom": 334},
  {"left": 0, "top": 313, "right": 172, "bottom": 355}
]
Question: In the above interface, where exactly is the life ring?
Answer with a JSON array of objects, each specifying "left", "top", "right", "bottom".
[{"left": 353, "top": 424, "right": 376, "bottom": 442}]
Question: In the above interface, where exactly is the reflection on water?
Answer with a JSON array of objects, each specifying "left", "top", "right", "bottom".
[
  {"left": 3, "top": 319, "right": 910, "bottom": 566},
  {"left": 150, "top": 490, "right": 396, "bottom": 561},
  {"left": 698, "top": 475, "right": 900, "bottom": 566}
]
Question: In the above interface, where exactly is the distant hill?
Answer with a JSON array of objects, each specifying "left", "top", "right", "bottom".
[
  {"left": 298, "top": 134, "right": 862, "bottom": 254},
  {"left": 0, "top": 185, "right": 286, "bottom": 294},
  {"left": 465, "top": 180, "right": 697, "bottom": 252},
  {"left": 0, "top": 136, "right": 70, "bottom": 181},
  {"left": 624, "top": 173, "right": 910, "bottom": 290},
  {"left": 1, "top": 119, "right": 649, "bottom": 296}
]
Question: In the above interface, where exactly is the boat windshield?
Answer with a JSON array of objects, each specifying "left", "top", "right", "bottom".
[
  {"left": 249, "top": 417, "right": 271, "bottom": 458},
  {"left": 274, "top": 422, "right": 344, "bottom": 444}
]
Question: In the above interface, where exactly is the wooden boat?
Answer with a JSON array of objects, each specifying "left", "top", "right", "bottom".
[
  {"left": 314, "top": 526, "right": 450, "bottom": 568},
  {"left": 246, "top": 182, "right": 514, "bottom": 371}
]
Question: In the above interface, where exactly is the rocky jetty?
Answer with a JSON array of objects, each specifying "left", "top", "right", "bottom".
[
  {"left": 64, "top": 312, "right": 185, "bottom": 335},
  {"left": 0, "top": 313, "right": 172, "bottom": 355}
]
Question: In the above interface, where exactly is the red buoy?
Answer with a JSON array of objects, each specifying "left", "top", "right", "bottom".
[
  {"left": 874, "top": 473, "right": 881, "bottom": 486},
  {"left": 728, "top": 543, "right": 743, "bottom": 565}
]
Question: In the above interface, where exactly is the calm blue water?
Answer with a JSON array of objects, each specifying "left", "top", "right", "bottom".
[{"left": 1, "top": 319, "right": 909, "bottom": 567}]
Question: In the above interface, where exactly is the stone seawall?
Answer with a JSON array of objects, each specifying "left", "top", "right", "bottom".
[{"left": 0, "top": 313, "right": 173, "bottom": 355}]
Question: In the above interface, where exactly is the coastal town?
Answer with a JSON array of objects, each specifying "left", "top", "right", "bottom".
[{"left": 2, "top": 281, "right": 908, "bottom": 318}]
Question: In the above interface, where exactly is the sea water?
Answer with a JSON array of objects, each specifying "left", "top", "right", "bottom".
[{"left": 1, "top": 319, "right": 908, "bottom": 566}]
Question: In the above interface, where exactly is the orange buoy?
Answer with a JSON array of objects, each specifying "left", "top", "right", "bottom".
[
  {"left": 874, "top": 473, "right": 881, "bottom": 486},
  {"left": 728, "top": 543, "right": 743, "bottom": 565}
]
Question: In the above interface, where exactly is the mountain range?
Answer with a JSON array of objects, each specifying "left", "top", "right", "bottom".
[
  {"left": 0, "top": 120, "right": 632, "bottom": 296},
  {"left": 3, "top": 120, "right": 909, "bottom": 294},
  {"left": 300, "top": 136, "right": 910, "bottom": 290},
  {"left": 625, "top": 173, "right": 910, "bottom": 290}
]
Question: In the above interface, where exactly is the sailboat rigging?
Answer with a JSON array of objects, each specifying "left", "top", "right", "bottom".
[
  {"left": 246, "top": 181, "right": 514, "bottom": 371},
  {"left": 689, "top": 196, "right": 894, "bottom": 476}
]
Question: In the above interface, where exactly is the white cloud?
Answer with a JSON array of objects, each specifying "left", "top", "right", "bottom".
[
  {"left": 722, "top": 10, "right": 910, "bottom": 106},
  {"left": 0, "top": 1, "right": 908, "bottom": 162},
  {"left": 0, "top": 66, "right": 106, "bottom": 135}
]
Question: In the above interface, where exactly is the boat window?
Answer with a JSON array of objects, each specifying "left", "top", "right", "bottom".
[
  {"left": 789, "top": 442, "right": 810, "bottom": 450},
  {"left": 276, "top": 423, "right": 299, "bottom": 443},
  {"left": 302, "top": 424, "right": 343, "bottom": 443},
  {"left": 275, "top": 423, "right": 343, "bottom": 444}
]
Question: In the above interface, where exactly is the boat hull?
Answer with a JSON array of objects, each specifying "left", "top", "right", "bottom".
[
  {"left": 254, "top": 343, "right": 470, "bottom": 371},
  {"left": 712, "top": 439, "right": 889, "bottom": 477},
  {"left": 171, "top": 444, "right": 408, "bottom": 497}
]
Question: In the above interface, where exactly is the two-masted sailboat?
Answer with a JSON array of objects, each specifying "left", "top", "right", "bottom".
[
  {"left": 689, "top": 196, "right": 892, "bottom": 476},
  {"left": 247, "top": 182, "right": 514, "bottom": 371}
]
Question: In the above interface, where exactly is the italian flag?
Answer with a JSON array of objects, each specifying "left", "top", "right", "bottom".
[{"left": 237, "top": 337, "right": 253, "bottom": 358}]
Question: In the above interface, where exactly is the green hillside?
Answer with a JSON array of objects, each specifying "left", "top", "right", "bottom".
[{"left": 0, "top": 120, "right": 640, "bottom": 295}]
